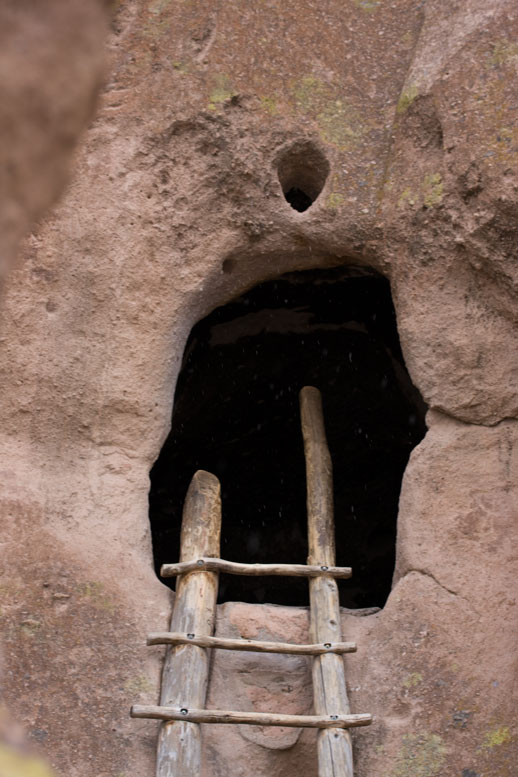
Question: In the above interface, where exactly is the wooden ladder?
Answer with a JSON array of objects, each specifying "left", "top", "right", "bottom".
[{"left": 132, "top": 386, "right": 372, "bottom": 776}]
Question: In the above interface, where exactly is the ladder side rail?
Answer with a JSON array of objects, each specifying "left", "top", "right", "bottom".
[
  {"left": 157, "top": 470, "right": 221, "bottom": 777},
  {"left": 300, "top": 386, "right": 354, "bottom": 777}
]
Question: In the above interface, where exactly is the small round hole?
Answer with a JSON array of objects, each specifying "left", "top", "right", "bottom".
[{"left": 276, "top": 141, "right": 330, "bottom": 212}]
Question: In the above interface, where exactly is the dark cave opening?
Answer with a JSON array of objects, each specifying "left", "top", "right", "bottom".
[
  {"left": 284, "top": 187, "right": 314, "bottom": 212},
  {"left": 149, "top": 266, "right": 427, "bottom": 609}
]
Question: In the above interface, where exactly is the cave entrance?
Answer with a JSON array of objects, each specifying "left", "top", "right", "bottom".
[{"left": 149, "top": 265, "right": 427, "bottom": 609}]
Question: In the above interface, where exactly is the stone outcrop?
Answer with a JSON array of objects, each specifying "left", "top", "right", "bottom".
[
  {"left": 0, "top": 1, "right": 516, "bottom": 776},
  {"left": 0, "top": 1, "right": 107, "bottom": 774},
  {"left": 0, "top": 0, "right": 109, "bottom": 275}
]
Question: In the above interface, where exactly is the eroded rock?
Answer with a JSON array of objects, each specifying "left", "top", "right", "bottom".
[{"left": 1, "top": 1, "right": 517, "bottom": 776}]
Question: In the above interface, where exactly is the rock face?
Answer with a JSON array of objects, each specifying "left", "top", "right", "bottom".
[
  {"left": 0, "top": 0, "right": 108, "bottom": 274},
  {"left": 0, "top": 1, "right": 517, "bottom": 776}
]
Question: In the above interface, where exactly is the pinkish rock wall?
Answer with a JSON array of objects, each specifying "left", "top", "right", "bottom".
[
  {"left": 0, "top": 0, "right": 109, "bottom": 276},
  {"left": 0, "top": 2, "right": 108, "bottom": 775},
  {"left": 0, "top": 1, "right": 517, "bottom": 776}
]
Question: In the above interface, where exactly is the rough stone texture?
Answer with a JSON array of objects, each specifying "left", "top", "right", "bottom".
[
  {"left": 0, "top": 1, "right": 108, "bottom": 774},
  {"left": 0, "top": 0, "right": 108, "bottom": 274},
  {"left": 0, "top": 1, "right": 517, "bottom": 776}
]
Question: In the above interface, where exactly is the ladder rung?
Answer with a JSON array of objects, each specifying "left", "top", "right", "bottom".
[
  {"left": 161, "top": 557, "right": 352, "bottom": 579},
  {"left": 131, "top": 705, "right": 372, "bottom": 729},
  {"left": 147, "top": 631, "right": 357, "bottom": 655}
]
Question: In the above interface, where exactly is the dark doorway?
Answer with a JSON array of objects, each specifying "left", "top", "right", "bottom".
[{"left": 149, "top": 266, "right": 427, "bottom": 608}]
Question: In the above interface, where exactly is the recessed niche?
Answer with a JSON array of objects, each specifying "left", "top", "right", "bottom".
[
  {"left": 277, "top": 141, "right": 330, "bottom": 212},
  {"left": 149, "top": 266, "right": 427, "bottom": 609}
]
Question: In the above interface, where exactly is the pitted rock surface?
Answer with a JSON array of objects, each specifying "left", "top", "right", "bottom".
[{"left": 0, "top": 1, "right": 517, "bottom": 776}]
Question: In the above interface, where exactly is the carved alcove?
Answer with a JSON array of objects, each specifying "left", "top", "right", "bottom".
[{"left": 149, "top": 265, "right": 427, "bottom": 611}]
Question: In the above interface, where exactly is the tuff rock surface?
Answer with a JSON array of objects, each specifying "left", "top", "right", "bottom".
[
  {"left": 0, "top": 0, "right": 109, "bottom": 275},
  {"left": 0, "top": 1, "right": 517, "bottom": 776},
  {"left": 0, "top": 1, "right": 108, "bottom": 775}
]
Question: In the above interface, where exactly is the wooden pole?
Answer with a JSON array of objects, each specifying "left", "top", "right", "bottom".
[
  {"left": 156, "top": 470, "right": 221, "bottom": 777},
  {"left": 132, "top": 706, "right": 372, "bottom": 729},
  {"left": 147, "top": 631, "right": 357, "bottom": 655},
  {"left": 300, "top": 386, "right": 354, "bottom": 777},
  {"left": 161, "top": 558, "right": 352, "bottom": 579}
]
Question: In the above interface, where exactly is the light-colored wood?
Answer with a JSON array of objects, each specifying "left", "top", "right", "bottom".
[
  {"left": 132, "top": 705, "right": 373, "bottom": 729},
  {"left": 147, "top": 631, "right": 357, "bottom": 655},
  {"left": 156, "top": 470, "right": 221, "bottom": 777},
  {"left": 161, "top": 557, "right": 351, "bottom": 579},
  {"left": 300, "top": 386, "right": 356, "bottom": 777}
]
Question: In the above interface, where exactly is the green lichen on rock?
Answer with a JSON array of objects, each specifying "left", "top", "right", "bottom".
[
  {"left": 391, "top": 733, "right": 447, "bottom": 777},
  {"left": 208, "top": 74, "right": 237, "bottom": 110},
  {"left": 423, "top": 173, "right": 443, "bottom": 207},
  {"left": 481, "top": 726, "right": 512, "bottom": 749},
  {"left": 490, "top": 41, "right": 518, "bottom": 66},
  {"left": 326, "top": 192, "right": 346, "bottom": 209},
  {"left": 397, "top": 84, "right": 419, "bottom": 114},
  {"left": 397, "top": 187, "right": 416, "bottom": 209},
  {"left": 403, "top": 671, "right": 423, "bottom": 688},
  {"left": 292, "top": 75, "right": 325, "bottom": 111},
  {"left": 353, "top": 0, "right": 381, "bottom": 11},
  {"left": 492, "top": 125, "right": 518, "bottom": 161},
  {"left": 79, "top": 581, "right": 115, "bottom": 613},
  {"left": 125, "top": 674, "right": 153, "bottom": 696},
  {"left": 19, "top": 618, "right": 41, "bottom": 638},
  {"left": 142, "top": 0, "right": 171, "bottom": 40},
  {"left": 292, "top": 75, "right": 364, "bottom": 150},
  {"left": 318, "top": 100, "right": 363, "bottom": 148},
  {"left": 148, "top": 0, "right": 170, "bottom": 15},
  {"left": 172, "top": 61, "right": 191, "bottom": 74},
  {"left": 0, "top": 743, "right": 55, "bottom": 777},
  {"left": 260, "top": 96, "right": 278, "bottom": 115}
]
